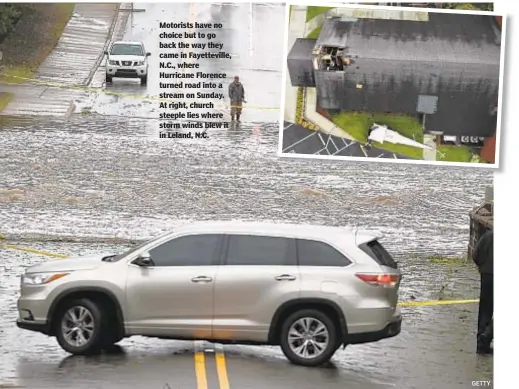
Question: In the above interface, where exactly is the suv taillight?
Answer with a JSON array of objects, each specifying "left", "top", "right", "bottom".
[{"left": 355, "top": 273, "right": 399, "bottom": 288}]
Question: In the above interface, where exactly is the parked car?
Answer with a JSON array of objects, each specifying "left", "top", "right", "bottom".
[
  {"left": 104, "top": 41, "right": 150, "bottom": 85},
  {"left": 16, "top": 221, "right": 402, "bottom": 367}
]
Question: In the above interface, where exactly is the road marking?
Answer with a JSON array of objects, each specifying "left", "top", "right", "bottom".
[
  {"left": 360, "top": 144, "right": 368, "bottom": 157},
  {"left": 326, "top": 136, "right": 340, "bottom": 154},
  {"left": 215, "top": 343, "right": 231, "bottom": 389},
  {"left": 281, "top": 130, "right": 317, "bottom": 152},
  {"left": 0, "top": 73, "right": 279, "bottom": 110},
  {"left": 194, "top": 341, "right": 208, "bottom": 389},
  {"left": 0, "top": 243, "right": 481, "bottom": 308},
  {"left": 317, "top": 133, "right": 328, "bottom": 147},
  {"left": 0, "top": 243, "right": 68, "bottom": 259},
  {"left": 316, "top": 147, "right": 330, "bottom": 155},
  {"left": 335, "top": 139, "right": 355, "bottom": 151},
  {"left": 398, "top": 298, "right": 478, "bottom": 307},
  {"left": 192, "top": 341, "right": 230, "bottom": 388}
]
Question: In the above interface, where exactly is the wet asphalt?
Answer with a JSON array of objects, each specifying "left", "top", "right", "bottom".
[
  {"left": 84, "top": 2, "right": 283, "bottom": 124},
  {"left": 0, "top": 2, "right": 493, "bottom": 388}
]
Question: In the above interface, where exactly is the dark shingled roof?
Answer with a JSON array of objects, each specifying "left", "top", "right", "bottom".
[
  {"left": 316, "top": 14, "right": 501, "bottom": 65},
  {"left": 315, "top": 17, "right": 353, "bottom": 48},
  {"left": 287, "top": 38, "right": 316, "bottom": 87},
  {"left": 289, "top": 13, "right": 502, "bottom": 137}
]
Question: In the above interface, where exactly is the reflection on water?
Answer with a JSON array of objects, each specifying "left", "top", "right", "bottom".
[{"left": 0, "top": 114, "right": 491, "bottom": 258}]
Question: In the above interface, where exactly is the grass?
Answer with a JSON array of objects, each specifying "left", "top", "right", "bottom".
[
  {"left": 452, "top": 3, "right": 481, "bottom": 10},
  {"left": 0, "top": 92, "right": 13, "bottom": 112},
  {"left": 371, "top": 141, "right": 423, "bottom": 159},
  {"left": 331, "top": 111, "right": 425, "bottom": 159},
  {"left": 436, "top": 144, "right": 473, "bottom": 163},
  {"left": 306, "top": 26, "right": 322, "bottom": 39},
  {"left": 306, "top": 6, "right": 333, "bottom": 22},
  {"left": 295, "top": 87, "right": 303, "bottom": 122},
  {"left": 0, "top": 3, "right": 74, "bottom": 84}
]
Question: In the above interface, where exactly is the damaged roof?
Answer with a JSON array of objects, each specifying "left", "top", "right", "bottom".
[
  {"left": 307, "top": 13, "right": 502, "bottom": 137},
  {"left": 315, "top": 17, "right": 353, "bottom": 48},
  {"left": 287, "top": 38, "right": 316, "bottom": 87},
  {"left": 316, "top": 13, "right": 501, "bottom": 65}
]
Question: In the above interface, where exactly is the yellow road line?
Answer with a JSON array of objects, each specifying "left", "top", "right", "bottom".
[
  {"left": 0, "top": 243, "right": 68, "bottom": 259},
  {"left": 194, "top": 350, "right": 208, "bottom": 389},
  {"left": 398, "top": 298, "right": 478, "bottom": 307},
  {"left": 0, "top": 73, "right": 278, "bottom": 110},
  {"left": 215, "top": 344, "right": 230, "bottom": 389}
]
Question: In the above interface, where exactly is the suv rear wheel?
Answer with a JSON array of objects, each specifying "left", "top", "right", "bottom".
[
  {"left": 55, "top": 298, "right": 105, "bottom": 355},
  {"left": 279, "top": 309, "right": 338, "bottom": 367}
]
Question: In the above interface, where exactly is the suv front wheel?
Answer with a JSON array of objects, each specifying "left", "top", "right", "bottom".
[
  {"left": 280, "top": 308, "right": 339, "bottom": 367},
  {"left": 55, "top": 298, "right": 106, "bottom": 355}
]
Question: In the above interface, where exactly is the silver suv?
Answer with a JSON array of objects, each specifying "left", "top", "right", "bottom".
[{"left": 16, "top": 221, "right": 402, "bottom": 367}]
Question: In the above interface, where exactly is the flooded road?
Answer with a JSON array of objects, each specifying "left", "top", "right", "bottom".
[
  {"left": 0, "top": 111, "right": 495, "bottom": 388},
  {"left": 84, "top": 2, "right": 283, "bottom": 124},
  {"left": 0, "top": 112, "right": 492, "bottom": 257},
  {"left": 0, "top": 2, "right": 494, "bottom": 388}
]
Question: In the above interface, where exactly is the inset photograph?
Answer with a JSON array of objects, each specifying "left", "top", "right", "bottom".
[{"left": 281, "top": 4, "right": 505, "bottom": 167}]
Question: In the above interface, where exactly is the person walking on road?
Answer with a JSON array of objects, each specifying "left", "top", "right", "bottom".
[
  {"left": 472, "top": 229, "right": 493, "bottom": 354},
  {"left": 228, "top": 75, "right": 246, "bottom": 122}
]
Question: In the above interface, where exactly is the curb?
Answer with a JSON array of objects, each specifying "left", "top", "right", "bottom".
[{"left": 84, "top": 3, "right": 121, "bottom": 86}]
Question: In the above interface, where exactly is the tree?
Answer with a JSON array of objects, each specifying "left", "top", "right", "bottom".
[
  {"left": 441, "top": 3, "right": 493, "bottom": 11},
  {"left": 0, "top": 4, "right": 33, "bottom": 41}
]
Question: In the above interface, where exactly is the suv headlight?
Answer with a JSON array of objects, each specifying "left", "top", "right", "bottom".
[
  {"left": 136, "top": 61, "right": 145, "bottom": 66},
  {"left": 108, "top": 60, "right": 118, "bottom": 65},
  {"left": 21, "top": 272, "right": 69, "bottom": 285}
]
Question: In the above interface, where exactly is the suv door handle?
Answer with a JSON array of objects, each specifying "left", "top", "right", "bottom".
[
  {"left": 191, "top": 276, "right": 213, "bottom": 283},
  {"left": 275, "top": 274, "right": 296, "bottom": 281}
]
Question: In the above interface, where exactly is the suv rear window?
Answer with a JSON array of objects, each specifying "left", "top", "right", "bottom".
[
  {"left": 359, "top": 240, "right": 398, "bottom": 269},
  {"left": 297, "top": 239, "right": 352, "bottom": 267}
]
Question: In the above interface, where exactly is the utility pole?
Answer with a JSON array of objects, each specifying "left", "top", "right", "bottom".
[{"left": 131, "top": 2, "right": 134, "bottom": 28}]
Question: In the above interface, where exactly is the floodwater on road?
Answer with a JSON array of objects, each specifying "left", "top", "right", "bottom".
[
  {"left": 84, "top": 2, "right": 283, "bottom": 124},
  {"left": 0, "top": 112, "right": 493, "bottom": 258},
  {"left": 0, "top": 111, "right": 494, "bottom": 388},
  {"left": 0, "top": 2, "right": 494, "bottom": 388}
]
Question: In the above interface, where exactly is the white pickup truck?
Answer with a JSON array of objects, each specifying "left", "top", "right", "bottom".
[{"left": 104, "top": 41, "right": 151, "bottom": 85}]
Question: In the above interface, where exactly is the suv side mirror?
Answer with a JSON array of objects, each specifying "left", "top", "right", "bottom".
[
  {"left": 134, "top": 252, "right": 153, "bottom": 267},
  {"left": 146, "top": 52, "right": 151, "bottom": 57}
]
